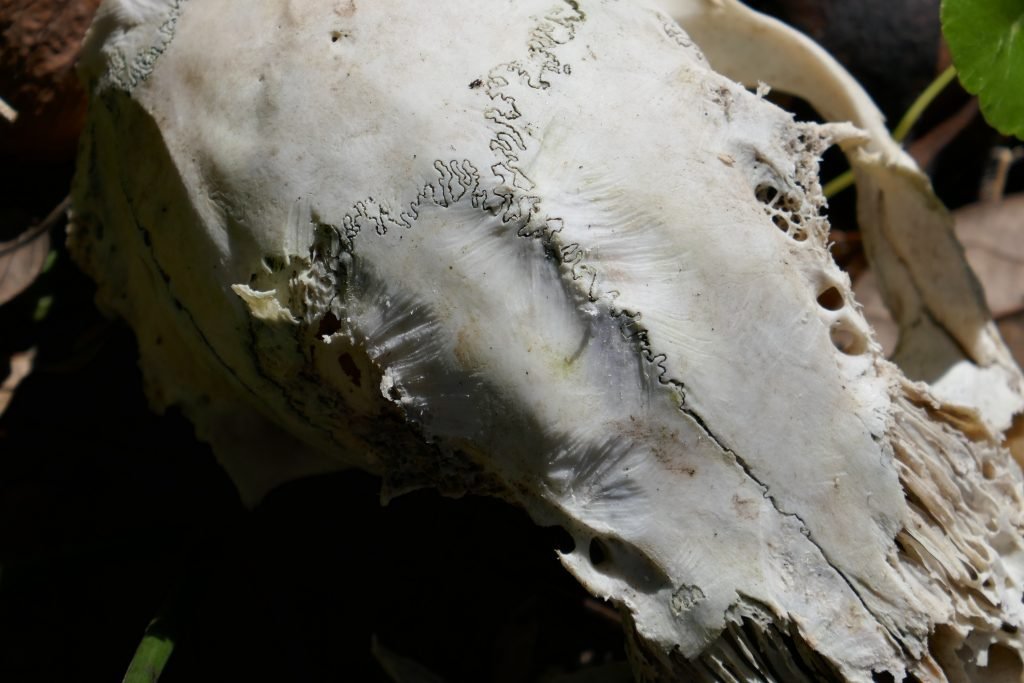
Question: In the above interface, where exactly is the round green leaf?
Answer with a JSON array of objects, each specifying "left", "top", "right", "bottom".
[{"left": 941, "top": 0, "right": 1024, "bottom": 139}]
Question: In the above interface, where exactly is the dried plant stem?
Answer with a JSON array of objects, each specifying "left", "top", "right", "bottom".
[
  {"left": 892, "top": 65, "right": 958, "bottom": 143},
  {"left": 981, "top": 146, "right": 1024, "bottom": 203}
]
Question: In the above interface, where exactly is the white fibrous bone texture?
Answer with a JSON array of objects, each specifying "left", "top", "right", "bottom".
[{"left": 71, "top": 0, "right": 1024, "bottom": 680}]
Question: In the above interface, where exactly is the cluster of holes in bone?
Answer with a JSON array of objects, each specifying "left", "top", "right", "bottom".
[
  {"left": 755, "top": 182, "right": 868, "bottom": 356},
  {"left": 543, "top": 526, "right": 626, "bottom": 572},
  {"left": 754, "top": 183, "right": 809, "bottom": 242}
]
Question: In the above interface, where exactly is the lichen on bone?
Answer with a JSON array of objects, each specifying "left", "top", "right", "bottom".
[{"left": 72, "top": 0, "right": 1024, "bottom": 680}]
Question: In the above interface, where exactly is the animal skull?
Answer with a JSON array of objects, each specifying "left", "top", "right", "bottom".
[{"left": 71, "top": 0, "right": 1024, "bottom": 680}]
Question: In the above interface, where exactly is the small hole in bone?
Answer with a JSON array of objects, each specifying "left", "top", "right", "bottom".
[
  {"left": 771, "top": 214, "right": 789, "bottom": 231},
  {"left": 262, "top": 255, "right": 285, "bottom": 273},
  {"left": 830, "top": 321, "right": 866, "bottom": 356},
  {"left": 755, "top": 184, "right": 778, "bottom": 205},
  {"left": 543, "top": 525, "right": 576, "bottom": 554},
  {"left": 317, "top": 312, "right": 342, "bottom": 338},
  {"left": 816, "top": 286, "right": 844, "bottom": 311},
  {"left": 985, "top": 644, "right": 1024, "bottom": 680},
  {"left": 872, "top": 672, "right": 896, "bottom": 683},
  {"left": 589, "top": 538, "right": 609, "bottom": 566},
  {"left": 780, "top": 194, "right": 801, "bottom": 212},
  {"left": 338, "top": 353, "right": 362, "bottom": 387},
  {"left": 792, "top": 229, "right": 808, "bottom": 242}
]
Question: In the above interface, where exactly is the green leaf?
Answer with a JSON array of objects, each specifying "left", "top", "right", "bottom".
[
  {"left": 122, "top": 621, "right": 175, "bottom": 683},
  {"left": 941, "top": 0, "right": 1024, "bottom": 139}
]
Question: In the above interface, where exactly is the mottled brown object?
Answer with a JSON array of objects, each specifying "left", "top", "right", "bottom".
[
  {"left": 0, "top": 0, "right": 101, "bottom": 162},
  {"left": 856, "top": 193, "right": 1024, "bottom": 371}
]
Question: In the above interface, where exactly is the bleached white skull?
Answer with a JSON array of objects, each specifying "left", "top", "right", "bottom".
[{"left": 72, "top": 0, "right": 1024, "bottom": 679}]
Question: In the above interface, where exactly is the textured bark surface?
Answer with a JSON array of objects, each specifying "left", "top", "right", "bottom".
[{"left": 71, "top": 1, "right": 1024, "bottom": 680}]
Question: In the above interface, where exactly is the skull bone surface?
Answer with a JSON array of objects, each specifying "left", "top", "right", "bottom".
[{"left": 72, "top": 0, "right": 1024, "bottom": 680}]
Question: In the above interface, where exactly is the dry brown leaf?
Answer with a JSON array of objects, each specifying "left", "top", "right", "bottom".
[
  {"left": 0, "top": 196, "right": 69, "bottom": 304},
  {"left": 0, "top": 223, "right": 50, "bottom": 305},
  {"left": 0, "top": 347, "right": 36, "bottom": 417},
  {"left": 954, "top": 193, "right": 1024, "bottom": 318},
  {"left": 856, "top": 193, "right": 1024, "bottom": 365}
]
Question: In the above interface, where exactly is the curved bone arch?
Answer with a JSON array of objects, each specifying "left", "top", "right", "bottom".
[{"left": 72, "top": 1, "right": 1024, "bottom": 680}]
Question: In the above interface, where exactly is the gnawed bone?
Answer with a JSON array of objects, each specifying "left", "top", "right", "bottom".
[
  {"left": 655, "top": 0, "right": 1024, "bottom": 434},
  {"left": 71, "top": 0, "right": 1024, "bottom": 680}
]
